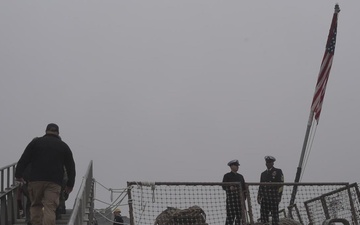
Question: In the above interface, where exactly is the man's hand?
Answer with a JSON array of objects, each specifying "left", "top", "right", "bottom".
[{"left": 15, "top": 177, "right": 25, "bottom": 186}]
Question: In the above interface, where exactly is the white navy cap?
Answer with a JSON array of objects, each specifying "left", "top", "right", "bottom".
[
  {"left": 265, "top": 156, "right": 276, "bottom": 162},
  {"left": 114, "top": 208, "right": 121, "bottom": 213},
  {"left": 227, "top": 159, "right": 240, "bottom": 166}
]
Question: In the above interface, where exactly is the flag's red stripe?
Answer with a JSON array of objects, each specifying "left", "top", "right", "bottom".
[{"left": 310, "top": 9, "right": 338, "bottom": 123}]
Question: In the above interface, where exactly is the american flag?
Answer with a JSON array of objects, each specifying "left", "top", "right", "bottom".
[{"left": 311, "top": 4, "right": 340, "bottom": 123}]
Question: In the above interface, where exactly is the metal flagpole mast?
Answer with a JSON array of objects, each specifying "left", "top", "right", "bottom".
[
  {"left": 289, "top": 112, "right": 314, "bottom": 207},
  {"left": 289, "top": 3, "right": 340, "bottom": 208}
]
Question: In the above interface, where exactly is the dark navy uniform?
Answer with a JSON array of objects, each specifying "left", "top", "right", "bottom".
[
  {"left": 113, "top": 215, "right": 123, "bottom": 225},
  {"left": 223, "top": 160, "right": 246, "bottom": 225},
  {"left": 258, "top": 156, "right": 283, "bottom": 225},
  {"left": 113, "top": 209, "right": 124, "bottom": 225}
]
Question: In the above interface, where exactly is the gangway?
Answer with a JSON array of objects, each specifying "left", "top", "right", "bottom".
[{"left": 0, "top": 161, "right": 95, "bottom": 225}]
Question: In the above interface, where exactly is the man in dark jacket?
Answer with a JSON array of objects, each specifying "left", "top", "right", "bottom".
[
  {"left": 113, "top": 208, "right": 124, "bottom": 225},
  {"left": 15, "top": 123, "right": 76, "bottom": 225},
  {"left": 257, "top": 156, "right": 284, "bottom": 225},
  {"left": 222, "top": 159, "right": 246, "bottom": 225}
]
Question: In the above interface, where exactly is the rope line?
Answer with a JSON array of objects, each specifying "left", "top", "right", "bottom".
[
  {"left": 92, "top": 178, "right": 131, "bottom": 223},
  {"left": 300, "top": 119, "right": 318, "bottom": 181}
]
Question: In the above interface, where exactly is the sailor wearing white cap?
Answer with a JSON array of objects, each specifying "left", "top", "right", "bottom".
[
  {"left": 222, "top": 159, "right": 246, "bottom": 225},
  {"left": 264, "top": 156, "right": 276, "bottom": 162},
  {"left": 257, "top": 155, "right": 284, "bottom": 225},
  {"left": 227, "top": 159, "right": 240, "bottom": 167},
  {"left": 113, "top": 208, "right": 124, "bottom": 225}
]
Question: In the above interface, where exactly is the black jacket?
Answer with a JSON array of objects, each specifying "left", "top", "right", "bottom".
[
  {"left": 258, "top": 167, "right": 284, "bottom": 201},
  {"left": 15, "top": 134, "right": 76, "bottom": 187},
  {"left": 113, "top": 215, "right": 124, "bottom": 225},
  {"left": 222, "top": 171, "right": 246, "bottom": 196}
]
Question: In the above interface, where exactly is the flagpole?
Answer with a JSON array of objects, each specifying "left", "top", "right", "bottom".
[
  {"left": 289, "top": 3, "right": 340, "bottom": 208},
  {"left": 289, "top": 112, "right": 314, "bottom": 206}
]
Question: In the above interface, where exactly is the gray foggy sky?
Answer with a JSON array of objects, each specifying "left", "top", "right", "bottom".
[{"left": 1, "top": 0, "right": 360, "bottom": 213}]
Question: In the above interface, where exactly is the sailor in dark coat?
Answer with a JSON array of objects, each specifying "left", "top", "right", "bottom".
[
  {"left": 257, "top": 156, "right": 284, "bottom": 225},
  {"left": 113, "top": 208, "right": 124, "bottom": 225},
  {"left": 222, "top": 159, "right": 246, "bottom": 225}
]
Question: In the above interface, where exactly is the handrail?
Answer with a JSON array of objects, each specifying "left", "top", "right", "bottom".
[
  {"left": 1, "top": 161, "right": 96, "bottom": 225},
  {"left": 0, "top": 162, "right": 17, "bottom": 193},
  {"left": 68, "top": 160, "right": 95, "bottom": 225},
  {"left": 0, "top": 162, "right": 19, "bottom": 225}
]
